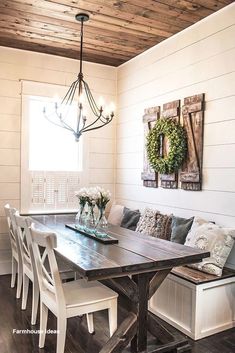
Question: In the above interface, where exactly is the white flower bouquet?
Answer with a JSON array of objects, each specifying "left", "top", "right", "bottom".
[
  {"left": 95, "top": 187, "right": 111, "bottom": 210},
  {"left": 75, "top": 186, "right": 111, "bottom": 228}
]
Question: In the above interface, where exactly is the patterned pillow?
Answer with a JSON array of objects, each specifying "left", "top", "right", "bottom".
[
  {"left": 136, "top": 208, "right": 172, "bottom": 240},
  {"left": 190, "top": 216, "right": 211, "bottom": 230},
  {"left": 184, "top": 223, "right": 235, "bottom": 276},
  {"left": 153, "top": 213, "right": 172, "bottom": 241},
  {"left": 136, "top": 208, "right": 158, "bottom": 236}
]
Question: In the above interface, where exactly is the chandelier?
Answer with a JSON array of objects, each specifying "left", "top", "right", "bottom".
[{"left": 43, "top": 13, "right": 115, "bottom": 141}]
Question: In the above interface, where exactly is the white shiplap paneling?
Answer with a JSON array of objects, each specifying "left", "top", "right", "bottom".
[
  {"left": 0, "top": 46, "right": 116, "bottom": 274},
  {"left": 116, "top": 4, "right": 235, "bottom": 269}
]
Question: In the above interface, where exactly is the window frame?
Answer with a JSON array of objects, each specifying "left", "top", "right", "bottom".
[{"left": 20, "top": 80, "right": 89, "bottom": 214}]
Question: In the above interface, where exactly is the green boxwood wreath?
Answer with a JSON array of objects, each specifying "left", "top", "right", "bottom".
[{"left": 146, "top": 118, "right": 187, "bottom": 174}]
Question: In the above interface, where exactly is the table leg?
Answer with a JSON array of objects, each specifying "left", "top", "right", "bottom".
[
  {"left": 100, "top": 270, "right": 191, "bottom": 353},
  {"left": 131, "top": 273, "right": 150, "bottom": 353}
]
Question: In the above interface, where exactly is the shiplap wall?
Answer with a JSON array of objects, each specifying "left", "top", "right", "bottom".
[
  {"left": 0, "top": 47, "right": 116, "bottom": 274},
  {"left": 1, "top": 4, "right": 235, "bottom": 275},
  {"left": 116, "top": 4, "right": 235, "bottom": 268}
]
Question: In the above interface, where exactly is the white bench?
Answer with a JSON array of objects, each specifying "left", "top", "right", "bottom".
[{"left": 149, "top": 266, "right": 235, "bottom": 340}]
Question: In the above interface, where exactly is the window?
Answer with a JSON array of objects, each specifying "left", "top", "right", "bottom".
[
  {"left": 21, "top": 81, "right": 84, "bottom": 214},
  {"left": 29, "top": 97, "right": 82, "bottom": 172}
]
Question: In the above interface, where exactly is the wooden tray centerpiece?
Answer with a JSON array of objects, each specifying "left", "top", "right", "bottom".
[{"left": 65, "top": 224, "right": 118, "bottom": 244}]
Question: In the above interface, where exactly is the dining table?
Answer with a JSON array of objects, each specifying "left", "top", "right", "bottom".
[{"left": 31, "top": 213, "right": 209, "bottom": 353}]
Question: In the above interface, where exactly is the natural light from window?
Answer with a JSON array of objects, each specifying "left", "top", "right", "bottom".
[{"left": 28, "top": 96, "right": 82, "bottom": 171}]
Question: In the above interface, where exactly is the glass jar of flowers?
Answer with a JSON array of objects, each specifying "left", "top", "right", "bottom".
[
  {"left": 86, "top": 187, "right": 99, "bottom": 228},
  {"left": 75, "top": 187, "right": 88, "bottom": 228},
  {"left": 96, "top": 187, "right": 111, "bottom": 229}
]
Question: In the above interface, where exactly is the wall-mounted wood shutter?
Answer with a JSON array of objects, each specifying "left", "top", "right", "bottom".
[
  {"left": 180, "top": 94, "right": 205, "bottom": 191},
  {"left": 141, "top": 106, "right": 160, "bottom": 188}
]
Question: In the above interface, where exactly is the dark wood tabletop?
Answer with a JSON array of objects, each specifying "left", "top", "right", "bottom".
[
  {"left": 31, "top": 213, "right": 209, "bottom": 353},
  {"left": 31, "top": 214, "right": 209, "bottom": 281}
]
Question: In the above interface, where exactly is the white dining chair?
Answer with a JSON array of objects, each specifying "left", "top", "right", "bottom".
[
  {"left": 29, "top": 223, "right": 118, "bottom": 353},
  {"left": 4, "top": 204, "right": 23, "bottom": 298},
  {"left": 14, "top": 213, "right": 77, "bottom": 325},
  {"left": 14, "top": 213, "right": 39, "bottom": 324}
]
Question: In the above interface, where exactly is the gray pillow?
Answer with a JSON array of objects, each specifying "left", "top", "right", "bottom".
[
  {"left": 170, "top": 216, "right": 194, "bottom": 244},
  {"left": 120, "top": 207, "right": 141, "bottom": 231}
]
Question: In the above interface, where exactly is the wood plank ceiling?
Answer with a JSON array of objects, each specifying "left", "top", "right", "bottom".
[{"left": 0, "top": 0, "right": 233, "bottom": 66}]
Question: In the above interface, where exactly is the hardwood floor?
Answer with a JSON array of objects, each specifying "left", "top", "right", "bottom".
[{"left": 0, "top": 275, "right": 234, "bottom": 353}]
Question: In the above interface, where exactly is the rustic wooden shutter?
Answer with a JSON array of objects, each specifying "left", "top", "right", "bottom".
[
  {"left": 180, "top": 94, "right": 205, "bottom": 191},
  {"left": 141, "top": 106, "right": 160, "bottom": 188},
  {"left": 160, "top": 100, "right": 180, "bottom": 189}
]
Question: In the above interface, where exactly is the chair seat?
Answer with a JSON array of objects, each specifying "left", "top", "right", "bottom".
[{"left": 63, "top": 279, "right": 118, "bottom": 308}]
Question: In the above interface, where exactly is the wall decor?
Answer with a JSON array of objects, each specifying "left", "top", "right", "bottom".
[
  {"left": 160, "top": 100, "right": 181, "bottom": 189},
  {"left": 141, "top": 106, "right": 160, "bottom": 188},
  {"left": 146, "top": 119, "right": 187, "bottom": 175},
  {"left": 142, "top": 94, "right": 205, "bottom": 191},
  {"left": 180, "top": 94, "right": 205, "bottom": 191}
]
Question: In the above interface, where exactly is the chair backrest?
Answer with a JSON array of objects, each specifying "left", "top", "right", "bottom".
[
  {"left": 14, "top": 213, "right": 33, "bottom": 270},
  {"left": 29, "top": 223, "right": 66, "bottom": 307},
  {"left": 4, "top": 204, "right": 19, "bottom": 255}
]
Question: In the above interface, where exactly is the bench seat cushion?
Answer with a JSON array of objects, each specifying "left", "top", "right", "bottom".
[{"left": 172, "top": 266, "right": 235, "bottom": 285}]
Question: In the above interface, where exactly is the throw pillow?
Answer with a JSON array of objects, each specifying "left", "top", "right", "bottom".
[
  {"left": 120, "top": 207, "right": 141, "bottom": 231},
  {"left": 191, "top": 216, "right": 210, "bottom": 230},
  {"left": 153, "top": 213, "right": 172, "bottom": 241},
  {"left": 184, "top": 223, "right": 235, "bottom": 276},
  {"left": 107, "top": 204, "right": 124, "bottom": 226},
  {"left": 170, "top": 216, "right": 194, "bottom": 244},
  {"left": 136, "top": 208, "right": 158, "bottom": 236}
]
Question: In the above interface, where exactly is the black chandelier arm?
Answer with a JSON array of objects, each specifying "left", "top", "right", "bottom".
[
  {"left": 83, "top": 81, "right": 99, "bottom": 111},
  {"left": 61, "top": 80, "right": 78, "bottom": 105},
  {"left": 84, "top": 88, "right": 111, "bottom": 126},
  {"left": 81, "top": 119, "right": 112, "bottom": 134},
  {"left": 55, "top": 112, "right": 76, "bottom": 132},
  {"left": 80, "top": 112, "right": 113, "bottom": 133},
  {"left": 59, "top": 117, "right": 76, "bottom": 132},
  {"left": 83, "top": 82, "right": 100, "bottom": 117},
  {"left": 80, "top": 114, "right": 102, "bottom": 132},
  {"left": 44, "top": 113, "right": 75, "bottom": 133},
  {"left": 84, "top": 82, "right": 113, "bottom": 124}
]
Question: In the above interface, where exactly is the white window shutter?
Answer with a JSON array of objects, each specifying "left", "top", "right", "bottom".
[
  {"left": 55, "top": 172, "right": 69, "bottom": 210},
  {"left": 67, "top": 172, "right": 80, "bottom": 209},
  {"left": 31, "top": 171, "right": 45, "bottom": 211},
  {"left": 45, "top": 172, "right": 56, "bottom": 210},
  {"left": 30, "top": 171, "right": 80, "bottom": 212}
]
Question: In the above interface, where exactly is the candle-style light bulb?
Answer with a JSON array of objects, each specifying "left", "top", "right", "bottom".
[
  {"left": 53, "top": 94, "right": 59, "bottom": 104},
  {"left": 109, "top": 102, "right": 115, "bottom": 115},
  {"left": 98, "top": 96, "right": 105, "bottom": 109}
]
